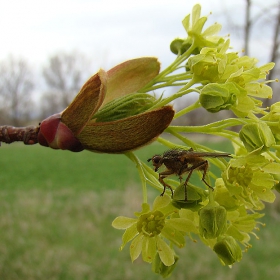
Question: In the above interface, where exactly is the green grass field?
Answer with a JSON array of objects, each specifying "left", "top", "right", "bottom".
[{"left": 1, "top": 142, "right": 280, "bottom": 280}]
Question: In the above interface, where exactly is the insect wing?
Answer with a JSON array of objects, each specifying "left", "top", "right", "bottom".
[{"left": 179, "top": 150, "right": 231, "bottom": 159}]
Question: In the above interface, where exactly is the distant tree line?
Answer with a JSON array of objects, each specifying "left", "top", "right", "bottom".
[
  {"left": 0, "top": 56, "right": 34, "bottom": 126},
  {"left": 0, "top": 51, "right": 92, "bottom": 125}
]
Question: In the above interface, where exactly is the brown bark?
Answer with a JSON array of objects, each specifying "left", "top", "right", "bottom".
[{"left": 0, "top": 125, "right": 39, "bottom": 146}]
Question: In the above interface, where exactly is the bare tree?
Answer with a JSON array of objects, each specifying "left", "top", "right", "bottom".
[
  {"left": 217, "top": 0, "right": 280, "bottom": 106},
  {"left": 267, "top": 2, "right": 280, "bottom": 81},
  {"left": 41, "top": 51, "right": 91, "bottom": 117},
  {"left": 244, "top": 0, "right": 252, "bottom": 55},
  {"left": 0, "top": 56, "right": 34, "bottom": 126},
  {"left": 242, "top": 0, "right": 280, "bottom": 81}
]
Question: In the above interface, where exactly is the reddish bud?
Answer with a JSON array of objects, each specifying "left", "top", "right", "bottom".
[{"left": 38, "top": 114, "right": 84, "bottom": 152}]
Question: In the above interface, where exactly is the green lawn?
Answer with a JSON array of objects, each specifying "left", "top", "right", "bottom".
[{"left": 1, "top": 142, "right": 280, "bottom": 280}]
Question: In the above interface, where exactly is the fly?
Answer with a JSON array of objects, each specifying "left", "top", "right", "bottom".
[{"left": 148, "top": 148, "right": 231, "bottom": 201}]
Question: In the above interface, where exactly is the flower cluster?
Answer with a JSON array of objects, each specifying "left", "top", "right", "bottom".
[
  {"left": 197, "top": 51, "right": 274, "bottom": 118},
  {"left": 112, "top": 195, "right": 197, "bottom": 277},
  {"left": 169, "top": 4, "right": 274, "bottom": 120},
  {"left": 112, "top": 4, "right": 279, "bottom": 277}
]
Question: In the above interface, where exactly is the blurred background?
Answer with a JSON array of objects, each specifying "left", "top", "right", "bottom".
[
  {"left": 0, "top": 0, "right": 279, "bottom": 126},
  {"left": 0, "top": 0, "right": 280, "bottom": 279}
]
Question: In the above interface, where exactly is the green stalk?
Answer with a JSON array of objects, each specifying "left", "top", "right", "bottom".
[
  {"left": 174, "top": 99, "right": 201, "bottom": 119},
  {"left": 125, "top": 152, "right": 148, "bottom": 203},
  {"left": 140, "top": 44, "right": 196, "bottom": 93}
]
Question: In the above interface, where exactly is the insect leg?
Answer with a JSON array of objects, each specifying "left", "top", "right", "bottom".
[
  {"left": 185, "top": 160, "right": 214, "bottom": 190},
  {"left": 159, "top": 176, "right": 174, "bottom": 197},
  {"left": 200, "top": 161, "right": 214, "bottom": 190},
  {"left": 158, "top": 170, "right": 174, "bottom": 197},
  {"left": 183, "top": 168, "right": 195, "bottom": 201},
  {"left": 181, "top": 160, "right": 213, "bottom": 201}
]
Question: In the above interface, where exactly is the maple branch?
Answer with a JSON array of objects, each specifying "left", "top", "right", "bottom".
[{"left": 0, "top": 125, "right": 39, "bottom": 146}]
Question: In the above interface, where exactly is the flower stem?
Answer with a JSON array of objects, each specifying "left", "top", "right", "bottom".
[
  {"left": 140, "top": 45, "right": 195, "bottom": 93},
  {"left": 125, "top": 152, "right": 148, "bottom": 203},
  {"left": 174, "top": 99, "right": 201, "bottom": 119}
]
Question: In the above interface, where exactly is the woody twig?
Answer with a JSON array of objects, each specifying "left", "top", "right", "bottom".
[{"left": 0, "top": 125, "right": 39, "bottom": 146}]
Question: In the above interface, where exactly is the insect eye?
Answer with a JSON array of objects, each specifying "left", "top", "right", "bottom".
[{"left": 152, "top": 155, "right": 161, "bottom": 164}]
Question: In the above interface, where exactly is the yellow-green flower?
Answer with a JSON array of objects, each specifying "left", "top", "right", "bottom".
[
  {"left": 112, "top": 195, "right": 195, "bottom": 266},
  {"left": 185, "top": 40, "right": 274, "bottom": 117},
  {"left": 223, "top": 154, "right": 280, "bottom": 209},
  {"left": 261, "top": 102, "right": 280, "bottom": 143},
  {"left": 239, "top": 122, "right": 276, "bottom": 152},
  {"left": 170, "top": 4, "right": 224, "bottom": 56},
  {"left": 226, "top": 205, "right": 264, "bottom": 247}
]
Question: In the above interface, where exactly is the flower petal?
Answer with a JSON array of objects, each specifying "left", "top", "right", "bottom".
[
  {"left": 130, "top": 234, "right": 144, "bottom": 262},
  {"left": 77, "top": 106, "right": 174, "bottom": 153},
  {"left": 121, "top": 224, "right": 138, "bottom": 249},
  {"left": 61, "top": 69, "right": 107, "bottom": 135},
  {"left": 202, "top": 23, "right": 222, "bottom": 37},
  {"left": 191, "top": 4, "right": 201, "bottom": 26},
  {"left": 166, "top": 218, "right": 198, "bottom": 233},
  {"left": 156, "top": 237, "right": 175, "bottom": 266},
  {"left": 112, "top": 216, "right": 137, "bottom": 229},
  {"left": 142, "top": 236, "right": 157, "bottom": 263},
  {"left": 104, "top": 57, "right": 160, "bottom": 106},
  {"left": 161, "top": 224, "right": 185, "bottom": 248},
  {"left": 152, "top": 194, "right": 171, "bottom": 210}
]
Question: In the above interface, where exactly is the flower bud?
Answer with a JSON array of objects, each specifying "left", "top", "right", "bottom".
[
  {"left": 199, "top": 204, "right": 227, "bottom": 239},
  {"left": 213, "top": 236, "right": 242, "bottom": 265},
  {"left": 152, "top": 253, "right": 179, "bottom": 278},
  {"left": 200, "top": 83, "right": 237, "bottom": 113},
  {"left": 170, "top": 38, "right": 188, "bottom": 55},
  {"left": 188, "top": 53, "right": 219, "bottom": 82},
  {"left": 38, "top": 58, "right": 174, "bottom": 153},
  {"left": 170, "top": 38, "right": 199, "bottom": 56},
  {"left": 38, "top": 113, "right": 84, "bottom": 152},
  {"left": 239, "top": 122, "right": 276, "bottom": 152},
  {"left": 172, "top": 184, "right": 207, "bottom": 210}
]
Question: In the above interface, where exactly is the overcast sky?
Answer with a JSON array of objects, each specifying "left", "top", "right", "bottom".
[{"left": 0, "top": 0, "right": 278, "bottom": 72}]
